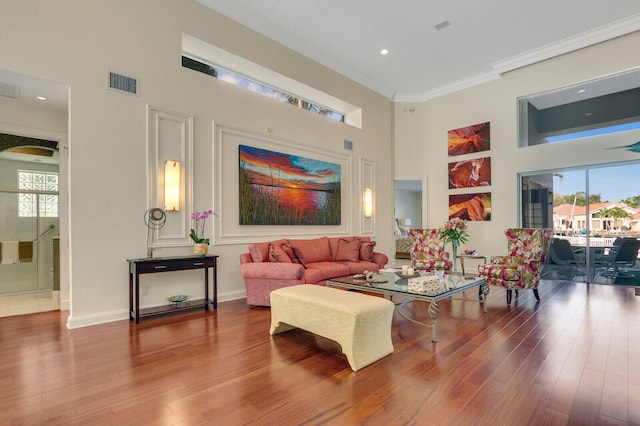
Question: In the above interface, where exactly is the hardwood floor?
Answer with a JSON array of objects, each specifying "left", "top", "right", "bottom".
[{"left": 1, "top": 279, "right": 639, "bottom": 425}]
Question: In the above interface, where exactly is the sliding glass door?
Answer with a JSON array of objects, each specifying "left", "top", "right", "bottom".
[{"left": 521, "top": 161, "right": 640, "bottom": 282}]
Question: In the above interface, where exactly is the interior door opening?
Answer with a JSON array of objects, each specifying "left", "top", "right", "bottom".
[{"left": 393, "top": 179, "right": 423, "bottom": 263}]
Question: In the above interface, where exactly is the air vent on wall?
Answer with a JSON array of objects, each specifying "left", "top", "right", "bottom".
[
  {"left": 108, "top": 71, "right": 138, "bottom": 95},
  {"left": 0, "top": 82, "right": 19, "bottom": 100},
  {"left": 344, "top": 139, "right": 353, "bottom": 150}
]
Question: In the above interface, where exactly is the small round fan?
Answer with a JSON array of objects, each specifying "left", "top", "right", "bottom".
[{"left": 145, "top": 207, "right": 166, "bottom": 257}]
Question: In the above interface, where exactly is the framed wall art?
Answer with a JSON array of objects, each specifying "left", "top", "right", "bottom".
[
  {"left": 239, "top": 144, "right": 341, "bottom": 225},
  {"left": 448, "top": 157, "right": 491, "bottom": 189},
  {"left": 449, "top": 192, "right": 492, "bottom": 221},
  {"left": 448, "top": 122, "right": 490, "bottom": 156}
]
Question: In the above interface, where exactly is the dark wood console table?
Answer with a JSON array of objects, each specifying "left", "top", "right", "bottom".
[{"left": 127, "top": 255, "right": 218, "bottom": 324}]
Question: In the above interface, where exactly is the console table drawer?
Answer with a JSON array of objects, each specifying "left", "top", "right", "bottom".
[
  {"left": 181, "top": 258, "right": 215, "bottom": 270},
  {"left": 137, "top": 261, "right": 180, "bottom": 274}
]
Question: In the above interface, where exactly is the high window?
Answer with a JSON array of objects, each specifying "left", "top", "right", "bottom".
[
  {"left": 18, "top": 170, "right": 58, "bottom": 217},
  {"left": 183, "top": 56, "right": 345, "bottom": 123},
  {"left": 519, "top": 68, "right": 640, "bottom": 146},
  {"left": 181, "top": 34, "right": 362, "bottom": 128}
]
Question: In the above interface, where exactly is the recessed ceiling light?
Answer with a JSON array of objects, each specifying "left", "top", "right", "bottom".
[
  {"left": 380, "top": 49, "right": 389, "bottom": 55},
  {"left": 36, "top": 96, "right": 47, "bottom": 101}
]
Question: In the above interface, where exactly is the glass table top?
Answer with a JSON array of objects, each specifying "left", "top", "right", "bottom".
[{"left": 327, "top": 270, "right": 485, "bottom": 298}]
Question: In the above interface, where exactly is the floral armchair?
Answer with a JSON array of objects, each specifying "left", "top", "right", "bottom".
[
  {"left": 478, "top": 228, "right": 553, "bottom": 304},
  {"left": 408, "top": 229, "right": 452, "bottom": 272}
]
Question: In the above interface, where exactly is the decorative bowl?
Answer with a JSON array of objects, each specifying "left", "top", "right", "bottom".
[
  {"left": 168, "top": 295, "right": 192, "bottom": 303},
  {"left": 464, "top": 249, "right": 476, "bottom": 255}
]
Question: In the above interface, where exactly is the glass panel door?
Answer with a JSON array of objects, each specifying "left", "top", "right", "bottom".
[
  {"left": 521, "top": 162, "right": 640, "bottom": 282},
  {"left": 0, "top": 191, "right": 39, "bottom": 293}
]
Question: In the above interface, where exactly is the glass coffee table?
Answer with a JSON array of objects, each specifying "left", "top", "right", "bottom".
[{"left": 326, "top": 271, "right": 488, "bottom": 342}]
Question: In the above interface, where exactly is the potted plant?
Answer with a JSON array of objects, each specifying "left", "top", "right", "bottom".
[{"left": 190, "top": 210, "right": 213, "bottom": 255}]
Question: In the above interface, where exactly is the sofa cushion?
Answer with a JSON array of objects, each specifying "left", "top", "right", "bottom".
[
  {"left": 303, "top": 262, "right": 350, "bottom": 282},
  {"left": 269, "top": 243, "right": 292, "bottom": 263},
  {"left": 336, "top": 237, "right": 362, "bottom": 262},
  {"left": 287, "top": 237, "right": 331, "bottom": 263},
  {"left": 359, "top": 241, "right": 376, "bottom": 261},
  {"left": 338, "top": 260, "right": 381, "bottom": 275}
]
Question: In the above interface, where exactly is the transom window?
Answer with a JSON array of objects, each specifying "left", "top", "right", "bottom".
[
  {"left": 181, "top": 34, "right": 362, "bottom": 128},
  {"left": 18, "top": 170, "right": 59, "bottom": 217},
  {"left": 182, "top": 56, "right": 345, "bottom": 123}
]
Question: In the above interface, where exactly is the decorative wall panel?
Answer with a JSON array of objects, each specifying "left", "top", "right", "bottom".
[{"left": 147, "top": 106, "right": 193, "bottom": 247}]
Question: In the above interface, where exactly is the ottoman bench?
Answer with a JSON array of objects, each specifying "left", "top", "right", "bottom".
[{"left": 269, "top": 284, "right": 395, "bottom": 371}]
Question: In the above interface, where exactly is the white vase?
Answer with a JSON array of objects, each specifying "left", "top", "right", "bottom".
[{"left": 194, "top": 244, "right": 208, "bottom": 256}]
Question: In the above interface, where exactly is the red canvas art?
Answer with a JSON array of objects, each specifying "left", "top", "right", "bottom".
[
  {"left": 448, "top": 122, "right": 490, "bottom": 156},
  {"left": 448, "top": 157, "right": 491, "bottom": 189},
  {"left": 449, "top": 193, "right": 492, "bottom": 221}
]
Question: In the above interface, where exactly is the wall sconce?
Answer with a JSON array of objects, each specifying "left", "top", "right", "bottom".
[
  {"left": 164, "top": 160, "right": 180, "bottom": 212},
  {"left": 364, "top": 187, "right": 373, "bottom": 218}
]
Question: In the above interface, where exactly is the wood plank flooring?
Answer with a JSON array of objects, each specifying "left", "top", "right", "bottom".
[{"left": 1, "top": 279, "right": 639, "bottom": 425}]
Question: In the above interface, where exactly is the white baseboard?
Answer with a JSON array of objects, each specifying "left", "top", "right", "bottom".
[{"left": 65, "top": 290, "right": 248, "bottom": 329}]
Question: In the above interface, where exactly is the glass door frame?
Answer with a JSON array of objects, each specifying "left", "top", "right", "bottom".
[{"left": 519, "top": 159, "right": 640, "bottom": 282}]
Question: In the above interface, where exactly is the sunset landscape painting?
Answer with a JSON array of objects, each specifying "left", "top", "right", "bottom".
[
  {"left": 447, "top": 122, "right": 490, "bottom": 156},
  {"left": 449, "top": 192, "right": 492, "bottom": 221},
  {"left": 239, "top": 145, "right": 341, "bottom": 225}
]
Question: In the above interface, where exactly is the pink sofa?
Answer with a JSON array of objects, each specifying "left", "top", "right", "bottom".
[{"left": 240, "top": 236, "right": 388, "bottom": 306}]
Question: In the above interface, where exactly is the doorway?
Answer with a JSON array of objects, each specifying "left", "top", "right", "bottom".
[
  {"left": 394, "top": 179, "right": 424, "bottom": 262},
  {"left": 0, "top": 69, "right": 69, "bottom": 316}
]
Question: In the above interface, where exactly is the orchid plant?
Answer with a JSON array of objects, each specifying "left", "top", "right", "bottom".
[
  {"left": 440, "top": 218, "right": 469, "bottom": 247},
  {"left": 190, "top": 210, "right": 213, "bottom": 245}
]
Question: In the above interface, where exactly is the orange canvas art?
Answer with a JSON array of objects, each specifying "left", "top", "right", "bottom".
[
  {"left": 447, "top": 122, "right": 490, "bottom": 156},
  {"left": 448, "top": 157, "right": 491, "bottom": 189},
  {"left": 449, "top": 193, "right": 491, "bottom": 221}
]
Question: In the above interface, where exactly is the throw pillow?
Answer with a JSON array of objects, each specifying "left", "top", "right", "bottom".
[
  {"left": 360, "top": 241, "right": 377, "bottom": 262},
  {"left": 291, "top": 246, "right": 306, "bottom": 268},
  {"left": 281, "top": 243, "right": 306, "bottom": 268},
  {"left": 336, "top": 237, "right": 361, "bottom": 262},
  {"left": 280, "top": 243, "right": 297, "bottom": 262},
  {"left": 269, "top": 243, "right": 292, "bottom": 263}
]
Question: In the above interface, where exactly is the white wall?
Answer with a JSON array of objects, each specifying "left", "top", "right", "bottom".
[
  {"left": 0, "top": 0, "right": 392, "bottom": 327},
  {"left": 394, "top": 31, "right": 640, "bottom": 258}
]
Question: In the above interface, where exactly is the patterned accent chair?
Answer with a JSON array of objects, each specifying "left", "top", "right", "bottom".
[
  {"left": 478, "top": 228, "right": 553, "bottom": 304},
  {"left": 408, "top": 229, "right": 452, "bottom": 272}
]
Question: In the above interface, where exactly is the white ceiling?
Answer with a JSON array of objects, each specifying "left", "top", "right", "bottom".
[
  {"left": 0, "top": 69, "right": 68, "bottom": 114},
  {"left": 0, "top": 70, "right": 67, "bottom": 164},
  {"left": 198, "top": 0, "right": 640, "bottom": 101}
]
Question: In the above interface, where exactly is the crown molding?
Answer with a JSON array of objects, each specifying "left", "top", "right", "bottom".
[
  {"left": 492, "top": 13, "right": 640, "bottom": 75},
  {"left": 393, "top": 70, "right": 500, "bottom": 103},
  {"left": 393, "top": 14, "right": 640, "bottom": 103}
]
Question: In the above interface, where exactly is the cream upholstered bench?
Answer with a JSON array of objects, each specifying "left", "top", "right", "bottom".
[{"left": 269, "top": 284, "right": 395, "bottom": 371}]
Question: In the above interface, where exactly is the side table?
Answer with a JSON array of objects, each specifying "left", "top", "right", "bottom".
[
  {"left": 457, "top": 253, "right": 487, "bottom": 275},
  {"left": 457, "top": 254, "right": 487, "bottom": 297}
]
